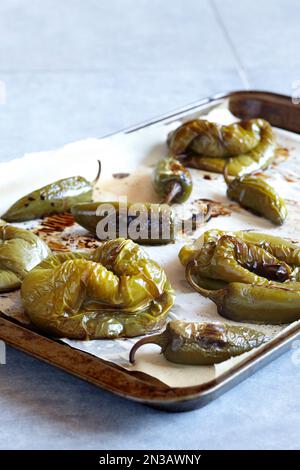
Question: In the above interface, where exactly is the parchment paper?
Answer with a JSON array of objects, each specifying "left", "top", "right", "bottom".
[{"left": 1, "top": 105, "right": 300, "bottom": 388}]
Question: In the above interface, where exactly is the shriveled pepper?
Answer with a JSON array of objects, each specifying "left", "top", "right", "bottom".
[
  {"left": 21, "top": 238, "right": 175, "bottom": 339},
  {"left": 168, "top": 119, "right": 275, "bottom": 176},
  {"left": 153, "top": 157, "right": 193, "bottom": 204},
  {"left": 168, "top": 119, "right": 261, "bottom": 157},
  {"left": 179, "top": 229, "right": 300, "bottom": 277},
  {"left": 129, "top": 320, "right": 268, "bottom": 365},
  {"left": 72, "top": 201, "right": 211, "bottom": 245},
  {"left": 0, "top": 220, "right": 51, "bottom": 292},
  {"left": 225, "top": 169, "right": 288, "bottom": 225},
  {"left": 2, "top": 161, "right": 101, "bottom": 222},
  {"left": 181, "top": 229, "right": 300, "bottom": 324},
  {"left": 186, "top": 274, "right": 300, "bottom": 324},
  {"left": 180, "top": 231, "right": 294, "bottom": 285}
]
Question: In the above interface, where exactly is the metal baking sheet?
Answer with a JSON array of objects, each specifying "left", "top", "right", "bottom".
[{"left": 1, "top": 91, "right": 300, "bottom": 411}]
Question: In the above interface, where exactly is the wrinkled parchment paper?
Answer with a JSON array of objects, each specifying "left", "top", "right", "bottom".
[{"left": 1, "top": 105, "right": 300, "bottom": 387}]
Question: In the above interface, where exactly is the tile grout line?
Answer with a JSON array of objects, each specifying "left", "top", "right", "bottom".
[{"left": 210, "top": 0, "right": 251, "bottom": 89}]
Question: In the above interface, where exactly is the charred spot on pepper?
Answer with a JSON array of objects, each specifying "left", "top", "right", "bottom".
[{"left": 242, "top": 260, "right": 290, "bottom": 282}]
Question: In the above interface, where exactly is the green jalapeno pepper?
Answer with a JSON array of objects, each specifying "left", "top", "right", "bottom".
[
  {"left": 168, "top": 119, "right": 275, "bottom": 176},
  {"left": 168, "top": 119, "right": 261, "bottom": 157},
  {"left": 179, "top": 229, "right": 300, "bottom": 275},
  {"left": 0, "top": 220, "right": 51, "bottom": 292},
  {"left": 71, "top": 201, "right": 212, "bottom": 245},
  {"left": 153, "top": 157, "right": 193, "bottom": 204},
  {"left": 21, "top": 238, "right": 175, "bottom": 339},
  {"left": 129, "top": 320, "right": 268, "bottom": 365},
  {"left": 182, "top": 232, "right": 293, "bottom": 286},
  {"left": 71, "top": 201, "right": 175, "bottom": 245},
  {"left": 186, "top": 273, "right": 300, "bottom": 324},
  {"left": 181, "top": 229, "right": 300, "bottom": 324},
  {"left": 2, "top": 161, "right": 101, "bottom": 222},
  {"left": 225, "top": 169, "right": 288, "bottom": 225}
]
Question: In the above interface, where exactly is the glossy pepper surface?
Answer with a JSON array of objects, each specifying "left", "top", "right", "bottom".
[
  {"left": 153, "top": 157, "right": 193, "bottom": 204},
  {"left": 180, "top": 229, "right": 300, "bottom": 324},
  {"left": 21, "top": 238, "right": 175, "bottom": 339},
  {"left": 0, "top": 220, "right": 51, "bottom": 292},
  {"left": 226, "top": 171, "right": 288, "bottom": 225},
  {"left": 72, "top": 201, "right": 212, "bottom": 245},
  {"left": 129, "top": 320, "right": 268, "bottom": 365},
  {"left": 71, "top": 201, "right": 175, "bottom": 245},
  {"left": 186, "top": 276, "right": 300, "bottom": 324},
  {"left": 168, "top": 119, "right": 275, "bottom": 176},
  {"left": 2, "top": 161, "right": 101, "bottom": 222}
]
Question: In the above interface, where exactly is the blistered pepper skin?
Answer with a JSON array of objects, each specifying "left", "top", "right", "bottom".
[
  {"left": 0, "top": 221, "right": 51, "bottom": 292},
  {"left": 189, "top": 281, "right": 300, "bottom": 325},
  {"left": 72, "top": 201, "right": 175, "bottom": 245},
  {"left": 226, "top": 174, "right": 288, "bottom": 225},
  {"left": 181, "top": 232, "right": 294, "bottom": 285},
  {"left": 129, "top": 320, "right": 268, "bottom": 365},
  {"left": 153, "top": 157, "right": 193, "bottom": 204},
  {"left": 168, "top": 119, "right": 275, "bottom": 176},
  {"left": 21, "top": 238, "right": 175, "bottom": 339},
  {"left": 168, "top": 119, "right": 261, "bottom": 157},
  {"left": 2, "top": 162, "right": 101, "bottom": 222},
  {"left": 182, "top": 229, "right": 300, "bottom": 324},
  {"left": 179, "top": 229, "right": 300, "bottom": 273}
]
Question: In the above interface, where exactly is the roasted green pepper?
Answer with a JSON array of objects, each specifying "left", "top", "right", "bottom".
[
  {"left": 186, "top": 274, "right": 300, "bottom": 324},
  {"left": 168, "top": 119, "right": 261, "bottom": 156},
  {"left": 129, "top": 320, "right": 268, "bottom": 365},
  {"left": 181, "top": 229, "right": 300, "bottom": 324},
  {"left": 225, "top": 170, "right": 288, "bottom": 225},
  {"left": 2, "top": 161, "right": 101, "bottom": 222},
  {"left": 179, "top": 229, "right": 300, "bottom": 276},
  {"left": 71, "top": 202, "right": 175, "bottom": 245},
  {"left": 153, "top": 157, "right": 193, "bottom": 204},
  {"left": 0, "top": 220, "right": 51, "bottom": 292},
  {"left": 168, "top": 119, "right": 275, "bottom": 176},
  {"left": 72, "top": 201, "right": 211, "bottom": 245},
  {"left": 181, "top": 231, "right": 294, "bottom": 285},
  {"left": 21, "top": 238, "right": 175, "bottom": 339}
]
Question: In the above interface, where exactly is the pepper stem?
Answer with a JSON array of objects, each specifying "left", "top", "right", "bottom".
[
  {"left": 92, "top": 160, "right": 102, "bottom": 185},
  {"left": 129, "top": 331, "right": 169, "bottom": 364},
  {"left": 162, "top": 181, "right": 182, "bottom": 204},
  {"left": 185, "top": 260, "right": 224, "bottom": 307}
]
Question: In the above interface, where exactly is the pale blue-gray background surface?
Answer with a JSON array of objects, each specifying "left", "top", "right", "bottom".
[{"left": 0, "top": 0, "right": 299, "bottom": 450}]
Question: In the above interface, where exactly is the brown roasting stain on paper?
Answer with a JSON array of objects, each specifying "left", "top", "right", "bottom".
[
  {"left": 34, "top": 213, "right": 75, "bottom": 233},
  {"left": 113, "top": 172, "right": 130, "bottom": 179},
  {"left": 253, "top": 172, "right": 270, "bottom": 179},
  {"left": 33, "top": 213, "right": 101, "bottom": 252},
  {"left": 272, "top": 146, "right": 290, "bottom": 170},
  {"left": 192, "top": 198, "right": 234, "bottom": 218},
  {"left": 275, "top": 146, "right": 289, "bottom": 159}
]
